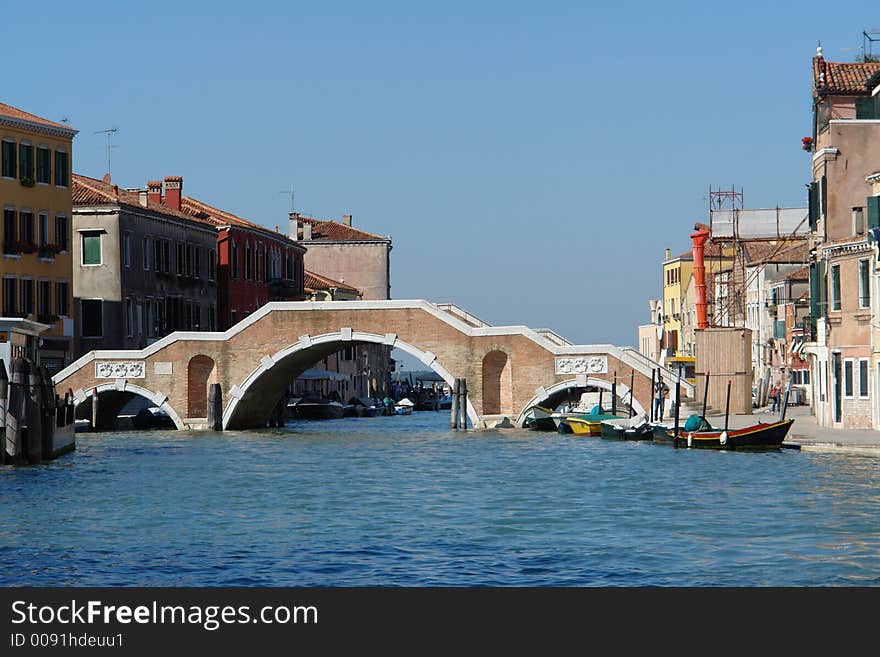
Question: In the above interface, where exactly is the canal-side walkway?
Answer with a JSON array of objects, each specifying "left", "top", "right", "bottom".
[{"left": 699, "top": 405, "right": 880, "bottom": 456}]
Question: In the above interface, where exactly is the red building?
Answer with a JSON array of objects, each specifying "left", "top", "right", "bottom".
[{"left": 143, "top": 177, "right": 305, "bottom": 329}]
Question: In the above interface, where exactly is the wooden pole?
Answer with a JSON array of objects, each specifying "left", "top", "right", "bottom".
[
  {"left": 459, "top": 378, "right": 468, "bottom": 430},
  {"left": 207, "top": 384, "right": 223, "bottom": 431},
  {"left": 450, "top": 378, "right": 460, "bottom": 430},
  {"left": 629, "top": 370, "right": 635, "bottom": 418},
  {"left": 598, "top": 387, "right": 603, "bottom": 413},
  {"left": 724, "top": 379, "right": 732, "bottom": 433},
  {"left": 91, "top": 387, "right": 99, "bottom": 432},
  {"left": 672, "top": 376, "right": 681, "bottom": 446},
  {"left": 701, "top": 370, "right": 710, "bottom": 418},
  {"left": 649, "top": 369, "right": 656, "bottom": 423},
  {"left": 611, "top": 372, "right": 617, "bottom": 416},
  {"left": 26, "top": 361, "right": 42, "bottom": 465},
  {"left": 0, "top": 363, "right": 7, "bottom": 433},
  {"left": 780, "top": 378, "right": 792, "bottom": 422}
]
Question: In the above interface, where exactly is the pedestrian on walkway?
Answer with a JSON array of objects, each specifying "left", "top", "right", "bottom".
[
  {"left": 654, "top": 380, "right": 669, "bottom": 421},
  {"left": 769, "top": 385, "right": 780, "bottom": 414}
]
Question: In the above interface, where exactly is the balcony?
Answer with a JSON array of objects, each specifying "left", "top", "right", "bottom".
[{"left": 3, "top": 241, "right": 37, "bottom": 255}]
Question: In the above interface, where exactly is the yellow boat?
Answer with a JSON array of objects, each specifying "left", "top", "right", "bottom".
[{"left": 563, "top": 416, "right": 603, "bottom": 436}]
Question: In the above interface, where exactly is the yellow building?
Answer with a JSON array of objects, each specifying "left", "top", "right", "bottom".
[{"left": 1, "top": 103, "right": 77, "bottom": 373}]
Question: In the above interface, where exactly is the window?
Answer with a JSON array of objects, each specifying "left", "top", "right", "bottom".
[
  {"left": 194, "top": 246, "right": 201, "bottom": 278},
  {"left": 36, "top": 147, "right": 50, "bottom": 184},
  {"left": 126, "top": 298, "right": 133, "bottom": 337},
  {"left": 55, "top": 281, "right": 68, "bottom": 316},
  {"left": 853, "top": 207, "right": 865, "bottom": 236},
  {"left": 3, "top": 277, "right": 16, "bottom": 315},
  {"left": 19, "top": 210, "right": 34, "bottom": 245},
  {"left": 163, "top": 241, "right": 170, "bottom": 273},
  {"left": 122, "top": 232, "right": 131, "bottom": 268},
  {"left": 830, "top": 264, "right": 841, "bottom": 311},
  {"left": 230, "top": 309, "right": 237, "bottom": 325},
  {"left": 859, "top": 359, "right": 869, "bottom": 399},
  {"left": 208, "top": 304, "right": 215, "bottom": 331},
  {"left": 208, "top": 249, "right": 215, "bottom": 281},
  {"left": 81, "top": 232, "right": 102, "bottom": 265},
  {"left": 54, "top": 150, "right": 69, "bottom": 187},
  {"left": 859, "top": 259, "right": 870, "bottom": 309},
  {"left": 38, "top": 280, "right": 51, "bottom": 317},
  {"left": 19, "top": 143, "right": 34, "bottom": 181},
  {"left": 145, "top": 300, "right": 154, "bottom": 338},
  {"left": 20, "top": 279, "right": 33, "bottom": 315},
  {"left": 3, "top": 208, "right": 16, "bottom": 252},
  {"left": 245, "top": 243, "right": 251, "bottom": 280},
  {"left": 1, "top": 140, "right": 15, "bottom": 178},
  {"left": 176, "top": 242, "right": 184, "bottom": 275},
  {"left": 185, "top": 244, "right": 193, "bottom": 276},
  {"left": 81, "top": 299, "right": 103, "bottom": 337},
  {"left": 55, "top": 215, "right": 67, "bottom": 251},
  {"left": 231, "top": 243, "right": 238, "bottom": 279},
  {"left": 143, "top": 238, "right": 150, "bottom": 271},
  {"left": 844, "top": 359, "right": 854, "bottom": 398},
  {"left": 38, "top": 213, "right": 49, "bottom": 249}
]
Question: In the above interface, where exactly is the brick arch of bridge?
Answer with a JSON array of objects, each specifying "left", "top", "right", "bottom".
[
  {"left": 224, "top": 331, "right": 480, "bottom": 429},
  {"left": 514, "top": 377, "right": 649, "bottom": 429},
  {"left": 73, "top": 382, "right": 186, "bottom": 431}
]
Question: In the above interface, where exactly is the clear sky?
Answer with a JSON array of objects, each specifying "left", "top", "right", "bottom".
[{"left": 6, "top": 1, "right": 877, "bottom": 345}]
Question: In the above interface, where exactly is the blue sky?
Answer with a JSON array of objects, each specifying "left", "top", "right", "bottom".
[{"left": 6, "top": 1, "right": 877, "bottom": 345}]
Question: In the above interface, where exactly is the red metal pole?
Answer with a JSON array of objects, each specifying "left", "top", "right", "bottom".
[{"left": 691, "top": 223, "right": 711, "bottom": 330}]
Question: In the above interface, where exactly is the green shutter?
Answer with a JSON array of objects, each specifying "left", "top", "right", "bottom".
[
  {"left": 821, "top": 175, "right": 827, "bottom": 218},
  {"left": 82, "top": 234, "right": 101, "bottom": 265},
  {"left": 808, "top": 182, "right": 819, "bottom": 229},
  {"left": 868, "top": 195, "right": 880, "bottom": 230}
]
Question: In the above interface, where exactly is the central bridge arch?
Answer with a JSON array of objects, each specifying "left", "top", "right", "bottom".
[
  {"left": 514, "top": 377, "right": 649, "bottom": 429},
  {"left": 224, "top": 330, "right": 480, "bottom": 429}
]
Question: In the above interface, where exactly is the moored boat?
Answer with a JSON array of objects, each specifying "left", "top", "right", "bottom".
[
  {"left": 394, "top": 397, "right": 414, "bottom": 415},
  {"left": 522, "top": 405, "right": 557, "bottom": 431},
  {"left": 290, "top": 397, "right": 345, "bottom": 420},
  {"left": 600, "top": 413, "right": 652, "bottom": 440},
  {"left": 653, "top": 416, "right": 794, "bottom": 449}
]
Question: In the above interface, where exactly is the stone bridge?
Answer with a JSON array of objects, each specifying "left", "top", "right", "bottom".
[{"left": 52, "top": 300, "right": 693, "bottom": 430}]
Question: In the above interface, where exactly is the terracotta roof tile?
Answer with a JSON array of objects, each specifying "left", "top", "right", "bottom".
[
  {"left": 72, "top": 174, "right": 207, "bottom": 226},
  {"left": 813, "top": 56, "right": 880, "bottom": 96},
  {"left": 291, "top": 213, "right": 388, "bottom": 242},
  {"left": 180, "top": 197, "right": 304, "bottom": 250},
  {"left": 0, "top": 102, "right": 76, "bottom": 131},
  {"left": 303, "top": 270, "right": 360, "bottom": 294},
  {"left": 742, "top": 240, "right": 810, "bottom": 264}
]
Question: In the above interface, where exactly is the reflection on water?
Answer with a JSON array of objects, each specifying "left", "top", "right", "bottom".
[{"left": 1, "top": 412, "right": 879, "bottom": 586}]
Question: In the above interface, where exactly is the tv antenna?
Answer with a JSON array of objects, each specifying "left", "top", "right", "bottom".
[
  {"left": 279, "top": 184, "right": 296, "bottom": 212},
  {"left": 94, "top": 127, "right": 119, "bottom": 178}
]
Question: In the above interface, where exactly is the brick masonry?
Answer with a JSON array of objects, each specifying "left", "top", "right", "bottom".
[{"left": 54, "top": 301, "right": 670, "bottom": 429}]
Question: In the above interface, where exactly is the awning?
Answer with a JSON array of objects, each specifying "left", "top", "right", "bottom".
[{"left": 296, "top": 368, "right": 350, "bottom": 382}]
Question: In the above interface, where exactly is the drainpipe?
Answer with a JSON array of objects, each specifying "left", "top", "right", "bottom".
[{"left": 691, "top": 223, "right": 711, "bottom": 330}]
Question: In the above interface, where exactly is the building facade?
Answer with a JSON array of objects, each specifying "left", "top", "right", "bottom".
[
  {"left": 180, "top": 187, "right": 306, "bottom": 329},
  {"left": 289, "top": 212, "right": 392, "bottom": 300},
  {"left": 804, "top": 50, "right": 880, "bottom": 428},
  {"left": 1, "top": 103, "right": 77, "bottom": 373},
  {"left": 72, "top": 175, "right": 219, "bottom": 355}
]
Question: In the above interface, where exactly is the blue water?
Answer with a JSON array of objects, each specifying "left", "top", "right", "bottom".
[{"left": 2, "top": 412, "right": 880, "bottom": 586}]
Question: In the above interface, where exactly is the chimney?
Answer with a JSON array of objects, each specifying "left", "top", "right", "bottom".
[
  {"left": 138, "top": 190, "right": 148, "bottom": 207},
  {"left": 147, "top": 180, "right": 163, "bottom": 205},
  {"left": 303, "top": 222, "right": 312, "bottom": 240},
  {"left": 289, "top": 212, "right": 299, "bottom": 240},
  {"left": 664, "top": 248, "right": 671, "bottom": 261},
  {"left": 164, "top": 176, "right": 183, "bottom": 211},
  {"left": 102, "top": 173, "right": 111, "bottom": 184},
  {"left": 342, "top": 213, "right": 352, "bottom": 227}
]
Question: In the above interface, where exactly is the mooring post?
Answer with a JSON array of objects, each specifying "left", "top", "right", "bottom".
[
  {"left": 207, "top": 384, "right": 223, "bottom": 431},
  {"left": 649, "top": 369, "right": 656, "bottom": 423},
  {"left": 628, "top": 370, "right": 635, "bottom": 418},
  {"left": 26, "top": 360, "right": 42, "bottom": 465},
  {"left": 459, "top": 378, "right": 468, "bottom": 430},
  {"left": 451, "top": 378, "right": 460, "bottom": 430},
  {"left": 611, "top": 372, "right": 617, "bottom": 416},
  {"left": 5, "top": 358, "right": 27, "bottom": 465},
  {"left": 672, "top": 376, "right": 681, "bottom": 448},
  {"left": 0, "top": 363, "right": 7, "bottom": 434},
  {"left": 91, "top": 387, "right": 99, "bottom": 432},
  {"left": 39, "top": 366, "right": 55, "bottom": 460}
]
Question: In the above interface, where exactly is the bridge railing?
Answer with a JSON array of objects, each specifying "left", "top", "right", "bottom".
[
  {"left": 617, "top": 346, "right": 696, "bottom": 398},
  {"left": 533, "top": 328, "right": 572, "bottom": 347},
  {"left": 434, "top": 303, "right": 491, "bottom": 328}
]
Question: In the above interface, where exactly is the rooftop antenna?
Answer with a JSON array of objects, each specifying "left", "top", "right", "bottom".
[
  {"left": 864, "top": 29, "right": 880, "bottom": 61},
  {"left": 94, "top": 127, "right": 118, "bottom": 178},
  {"left": 279, "top": 184, "right": 295, "bottom": 212}
]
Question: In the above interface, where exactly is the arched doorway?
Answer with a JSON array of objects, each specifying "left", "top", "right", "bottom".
[
  {"left": 482, "top": 350, "right": 512, "bottom": 416},
  {"left": 187, "top": 355, "right": 216, "bottom": 418}
]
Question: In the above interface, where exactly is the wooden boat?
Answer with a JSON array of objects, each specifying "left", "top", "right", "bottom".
[
  {"left": 653, "top": 417, "right": 794, "bottom": 449},
  {"left": 290, "top": 397, "right": 345, "bottom": 420},
  {"left": 600, "top": 414, "right": 652, "bottom": 440},
  {"left": 553, "top": 411, "right": 621, "bottom": 436},
  {"left": 522, "top": 405, "right": 557, "bottom": 431},
  {"left": 394, "top": 397, "right": 414, "bottom": 415}
]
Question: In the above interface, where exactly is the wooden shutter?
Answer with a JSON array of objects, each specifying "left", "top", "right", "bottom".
[{"left": 868, "top": 195, "right": 880, "bottom": 231}]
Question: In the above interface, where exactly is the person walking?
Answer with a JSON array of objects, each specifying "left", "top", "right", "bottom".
[
  {"left": 654, "top": 379, "right": 669, "bottom": 421},
  {"left": 769, "top": 385, "right": 779, "bottom": 414}
]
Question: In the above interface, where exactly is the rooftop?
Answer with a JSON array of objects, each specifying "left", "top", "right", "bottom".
[
  {"left": 742, "top": 239, "right": 810, "bottom": 264},
  {"left": 0, "top": 102, "right": 77, "bottom": 135},
  {"left": 182, "top": 197, "right": 304, "bottom": 249},
  {"left": 813, "top": 55, "right": 880, "bottom": 96},
  {"left": 303, "top": 270, "right": 360, "bottom": 294},
  {"left": 290, "top": 212, "right": 389, "bottom": 242}
]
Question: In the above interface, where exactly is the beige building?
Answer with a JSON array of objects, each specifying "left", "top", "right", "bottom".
[
  {"left": 804, "top": 49, "right": 880, "bottom": 428},
  {"left": 289, "top": 212, "right": 392, "bottom": 300}
]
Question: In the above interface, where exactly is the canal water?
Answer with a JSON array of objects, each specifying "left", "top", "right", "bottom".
[{"left": 2, "top": 411, "right": 879, "bottom": 586}]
